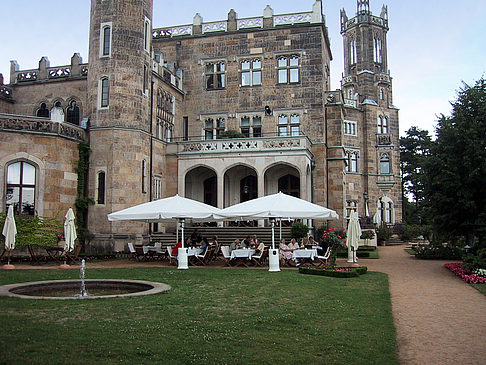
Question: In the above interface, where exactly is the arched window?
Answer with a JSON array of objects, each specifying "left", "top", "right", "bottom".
[
  {"left": 386, "top": 202, "right": 393, "bottom": 223},
  {"left": 101, "top": 24, "right": 111, "bottom": 57},
  {"left": 66, "top": 100, "right": 80, "bottom": 125},
  {"left": 277, "top": 55, "right": 300, "bottom": 84},
  {"left": 100, "top": 78, "right": 109, "bottom": 108},
  {"left": 346, "top": 151, "right": 358, "bottom": 173},
  {"left": 50, "top": 101, "right": 64, "bottom": 122},
  {"left": 380, "top": 153, "right": 390, "bottom": 174},
  {"left": 36, "top": 103, "right": 50, "bottom": 118},
  {"left": 377, "top": 116, "right": 388, "bottom": 134},
  {"left": 97, "top": 171, "right": 105, "bottom": 204},
  {"left": 6, "top": 161, "right": 36, "bottom": 216}
]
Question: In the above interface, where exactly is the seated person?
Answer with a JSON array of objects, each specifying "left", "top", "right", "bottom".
[
  {"left": 279, "top": 239, "right": 293, "bottom": 262},
  {"left": 289, "top": 238, "right": 300, "bottom": 251},
  {"left": 255, "top": 241, "right": 265, "bottom": 255},
  {"left": 301, "top": 237, "right": 309, "bottom": 248},
  {"left": 240, "top": 236, "right": 251, "bottom": 248},
  {"left": 191, "top": 229, "right": 202, "bottom": 246},
  {"left": 198, "top": 237, "right": 209, "bottom": 255},
  {"left": 229, "top": 238, "right": 240, "bottom": 253},
  {"left": 172, "top": 241, "right": 182, "bottom": 256}
]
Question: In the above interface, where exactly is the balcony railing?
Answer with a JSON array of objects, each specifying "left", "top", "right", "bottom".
[
  {"left": 177, "top": 135, "right": 312, "bottom": 155},
  {"left": 0, "top": 113, "right": 86, "bottom": 142}
]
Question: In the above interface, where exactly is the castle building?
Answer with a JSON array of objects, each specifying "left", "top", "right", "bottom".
[{"left": 0, "top": 0, "right": 401, "bottom": 251}]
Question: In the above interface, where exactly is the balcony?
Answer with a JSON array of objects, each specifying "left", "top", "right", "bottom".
[
  {"left": 176, "top": 135, "right": 312, "bottom": 156},
  {"left": 0, "top": 113, "right": 86, "bottom": 142}
]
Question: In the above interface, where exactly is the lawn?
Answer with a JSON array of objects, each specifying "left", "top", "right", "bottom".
[{"left": 0, "top": 267, "right": 398, "bottom": 364}]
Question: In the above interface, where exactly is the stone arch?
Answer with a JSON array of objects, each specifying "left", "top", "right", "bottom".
[
  {"left": 184, "top": 165, "right": 217, "bottom": 206},
  {"left": 373, "top": 196, "right": 395, "bottom": 224},
  {"left": 223, "top": 164, "right": 258, "bottom": 207},
  {"left": 35, "top": 100, "right": 50, "bottom": 118},
  {"left": 263, "top": 162, "right": 301, "bottom": 197}
]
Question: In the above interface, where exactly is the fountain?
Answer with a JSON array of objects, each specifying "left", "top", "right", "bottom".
[{"left": 0, "top": 260, "right": 170, "bottom": 300}]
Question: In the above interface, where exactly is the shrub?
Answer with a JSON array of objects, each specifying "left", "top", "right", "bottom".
[
  {"left": 414, "top": 242, "right": 463, "bottom": 260},
  {"left": 463, "top": 248, "right": 486, "bottom": 273},
  {"left": 291, "top": 222, "right": 309, "bottom": 239},
  {"left": 299, "top": 266, "right": 367, "bottom": 278},
  {"left": 360, "top": 230, "right": 375, "bottom": 240},
  {"left": 376, "top": 223, "right": 392, "bottom": 243}
]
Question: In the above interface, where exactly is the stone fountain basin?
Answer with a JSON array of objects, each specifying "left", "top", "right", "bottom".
[{"left": 0, "top": 279, "right": 170, "bottom": 300}]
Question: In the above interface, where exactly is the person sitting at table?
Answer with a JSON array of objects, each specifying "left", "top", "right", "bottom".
[
  {"left": 172, "top": 241, "right": 182, "bottom": 256},
  {"left": 255, "top": 241, "right": 265, "bottom": 255},
  {"left": 191, "top": 229, "right": 202, "bottom": 246},
  {"left": 301, "top": 237, "right": 309, "bottom": 248},
  {"left": 229, "top": 238, "right": 240, "bottom": 253},
  {"left": 289, "top": 238, "right": 300, "bottom": 251},
  {"left": 240, "top": 236, "right": 251, "bottom": 248},
  {"left": 252, "top": 234, "right": 260, "bottom": 248},
  {"left": 198, "top": 237, "right": 209, "bottom": 255},
  {"left": 279, "top": 238, "right": 293, "bottom": 263}
]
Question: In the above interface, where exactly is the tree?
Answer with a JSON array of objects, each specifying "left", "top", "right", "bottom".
[
  {"left": 400, "top": 126, "right": 432, "bottom": 224},
  {"left": 423, "top": 78, "right": 486, "bottom": 247}
]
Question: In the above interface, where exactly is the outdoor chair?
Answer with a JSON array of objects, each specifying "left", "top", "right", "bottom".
[
  {"left": 63, "top": 244, "right": 82, "bottom": 265},
  {"left": 220, "top": 246, "right": 232, "bottom": 266},
  {"left": 166, "top": 246, "right": 177, "bottom": 265},
  {"left": 251, "top": 248, "right": 268, "bottom": 266},
  {"left": 316, "top": 247, "right": 332, "bottom": 267},
  {"left": 127, "top": 242, "right": 138, "bottom": 260},
  {"left": 134, "top": 245, "right": 147, "bottom": 261},
  {"left": 195, "top": 246, "right": 213, "bottom": 266}
]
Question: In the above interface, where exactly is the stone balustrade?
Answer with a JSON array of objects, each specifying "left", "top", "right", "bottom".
[
  {"left": 273, "top": 12, "right": 313, "bottom": 26},
  {"left": 177, "top": 135, "right": 312, "bottom": 155},
  {"left": 10, "top": 53, "right": 88, "bottom": 84},
  {"left": 0, "top": 113, "right": 86, "bottom": 142},
  {"left": 341, "top": 14, "right": 388, "bottom": 32}
]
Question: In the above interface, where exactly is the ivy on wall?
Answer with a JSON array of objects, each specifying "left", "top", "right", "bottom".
[{"left": 74, "top": 142, "right": 94, "bottom": 245}]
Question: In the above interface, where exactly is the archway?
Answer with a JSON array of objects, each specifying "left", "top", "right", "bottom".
[{"left": 184, "top": 166, "right": 217, "bottom": 207}]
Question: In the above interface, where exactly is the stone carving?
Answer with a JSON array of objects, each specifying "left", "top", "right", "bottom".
[
  {"left": 274, "top": 12, "right": 312, "bottom": 26},
  {"left": 152, "top": 26, "right": 192, "bottom": 38},
  {"left": 202, "top": 22, "right": 227, "bottom": 33},
  {"left": 377, "top": 134, "right": 392, "bottom": 145},
  {"left": 0, "top": 85, "right": 13, "bottom": 99},
  {"left": 237, "top": 18, "right": 263, "bottom": 29},
  {"left": 48, "top": 67, "right": 71, "bottom": 78},
  {"left": 17, "top": 71, "right": 38, "bottom": 82},
  {"left": 181, "top": 137, "right": 303, "bottom": 153}
]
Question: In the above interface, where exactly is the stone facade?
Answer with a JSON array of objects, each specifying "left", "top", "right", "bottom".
[{"left": 0, "top": 0, "right": 401, "bottom": 252}]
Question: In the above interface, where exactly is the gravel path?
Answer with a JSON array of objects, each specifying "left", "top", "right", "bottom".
[{"left": 363, "top": 246, "right": 486, "bottom": 365}]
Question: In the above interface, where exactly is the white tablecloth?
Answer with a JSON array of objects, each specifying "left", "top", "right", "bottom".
[
  {"left": 292, "top": 249, "right": 317, "bottom": 261},
  {"left": 187, "top": 247, "right": 199, "bottom": 257},
  {"left": 230, "top": 249, "right": 255, "bottom": 260},
  {"left": 143, "top": 246, "right": 163, "bottom": 254}
]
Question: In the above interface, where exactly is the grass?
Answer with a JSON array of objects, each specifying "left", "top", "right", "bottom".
[
  {"left": 470, "top": 283, "right": 486, "bottom": 296},
  {"left": 0, "top": 267, "right": 398, "bottom": 365},
  {"left": 404, "top": 249, "right": 416, "bottom": 255}
]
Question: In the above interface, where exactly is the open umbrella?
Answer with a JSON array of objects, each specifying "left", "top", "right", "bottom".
[
  {"left": 108, "top": 194, "right": 222, "bottom": 270},
  {"left": 64, "top": 208, "right": 77, "bottom": 253},
  {"left": 217, "top": 192, "right": 339, "bottom": 272},
  {"left": 2, "top": 205, "right": 17, "bottom": 268},
  {"left": 346, "top": 211, "right": 361, "bottom": 264}
]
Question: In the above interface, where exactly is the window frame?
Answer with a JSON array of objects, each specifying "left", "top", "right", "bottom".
[
  {"left": 277, "top": 55, "right": 300, "bottom": 84},
  {"left": 377, "top": 115, "right": 389, "bottom": 134},
  {"left": 99, "top": 77, "right": 110, "bottom": 109},
  {"left": 379, "top": 153, "right": 391, "bottom": 174},
  {"left": 99, "top": 22, "right": 112, "bottom": 58},
  {"left": 203, "top": 116, "right": 226, "bottom": 140},
  {"left": 344, "top": 120, "right": 357, "bottom": 136},
  {"left": 277, "top": 112, "right": 301, "bottom": 136},
  {"left": 239, "top": 115, "right": 263, "bottom": 138},
  {"left": 5, "top": 161, "right": 37, "bottom": 216},
  {"left": 205, "top": 61, "right": 226, "bottom": 90},
  {"left": 345, "top": 151, "right": 359, "bottom": 173},
  {"left": 96, "top": 170, "right": 106, "bottom": 205},
  {"left": 240, "top": 58, "right": 262, "bottom": 87}
]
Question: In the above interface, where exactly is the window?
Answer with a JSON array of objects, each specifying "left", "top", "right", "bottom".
[
  {"left": 153, "top": 176, "right": 162, "bottom": 200},
  {"left": 144, "top": 17, "right": 151, "bottom": 52},
  {"left": 386, "top": 202, "right": 393, "bottom": 223},
  {"left": 97, "top": 171, "right": 105, "bottom": 204},
  {"left": 240, "top": 115, "right": 262, "bottom": 138},
  {"left": 183, "top": 116, "right": 189, "bottom": 141},
  {"left": 344, "top": 120, "right": 357, "bottom": 136},
  {"left": 277, "top": 55, "right": 300, "bottom": 84},
  {"left": 374, "top": 37, "right": 382, "bottom": 63},
  {"left": 36, "top": 103, "right": 50, "bottom": 118},
  {"left": 142, "top": 160, "right": 147, "bottom": 193},
  {"left": 346, "top": 151, "right": 359, "bottom": 173},
  {"left": 278, "top": 114, "right": 300, "bottom": 136},
  {"left": 377, "top": 116, "right": 388, "bottom": 134},
  {"left": 100, "top": 22, "right": 112, "bottom": 57},
  {"left": 205, "top": 62, "right": 226, "bottom": 90},
  {"left": 156, "top": 89, "right": 174, "bottom": 141},
  {"left": 100, "top": 78, "right": 109, "bottom": 108},
  {"left": 379, "top": 153, "right": 390, "bottom": 174},
  {"left": 143, "top": 65, "right": 147, "bottom": 93},
  {"left": 5, "top": 161, "right": 36, "bottom": 216},
  {"left": 204, "top": 117, "right": 225, "bottom": 140},
  {"left": 379, "top": 88, "right": 385, "bottom": 100},
  {"left": 349, "top": 39, "right": 357, "bottom": 65},
  {"left": 346, "top": 200, "right": 358, "bottom": 218},
  {"left": 278, "top": 174, "right": 300, "bottom": 197},
  {"left": 241, "top": 59, "right": 262, "bottom": 86},
  {"left": 66, "top": 100, "right": 80, "bottom": 125}
]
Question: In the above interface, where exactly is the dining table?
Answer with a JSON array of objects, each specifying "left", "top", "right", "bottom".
[
  {"left": 292, "top": 249, "right": 318, "bottom": 265},
  {"left": 230, "top": 248, "right": 255, "bottom": 267}
]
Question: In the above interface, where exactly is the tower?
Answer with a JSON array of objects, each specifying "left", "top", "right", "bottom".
[
  {"left": 340, "top": 0, "right": 401, "bottom": 225},
  {"left": 87, "top": 0, "right": 154, "bottom": 249}
]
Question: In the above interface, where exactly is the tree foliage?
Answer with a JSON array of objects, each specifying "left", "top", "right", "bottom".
[
  {"left": 400, "top": 126, "right": 432, "bottom": 224},
  {"left": 423, "top": 78, "right": 486, "bottom": 246}
]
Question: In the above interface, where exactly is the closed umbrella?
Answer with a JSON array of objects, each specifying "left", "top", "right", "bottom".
[
  {"left": 2, "top": 205, "right": 17, "bottom": 268},
  {"left": 64, "top": 208, "right": 77, "bottom": 253},
  {"left": 346, "top": 211, "right": 361, "bottom": 263}
]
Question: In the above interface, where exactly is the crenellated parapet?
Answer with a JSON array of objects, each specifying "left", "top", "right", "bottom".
[
  {"left": 153, "top": 1, "right": 323, "bottom": 39},
  {"left": 10, "top": 53, "right": 88, "bottom": 85}
]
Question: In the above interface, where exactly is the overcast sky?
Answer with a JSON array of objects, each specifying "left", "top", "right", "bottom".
[{"left": 1, "top": 0, "right": 485, "bottom": 136}]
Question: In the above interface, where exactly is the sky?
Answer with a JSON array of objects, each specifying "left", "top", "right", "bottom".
[{"left": 1, "top": 0, "right": 485, "bottom": 136}]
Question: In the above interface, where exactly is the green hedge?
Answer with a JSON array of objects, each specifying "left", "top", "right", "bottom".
[{"left": 299, "top": 266, "right": 367, "bottom": 278}]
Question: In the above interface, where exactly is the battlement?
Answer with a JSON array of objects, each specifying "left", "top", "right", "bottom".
[
  {"left": 10, "top": 53, "right": 88, "bottom": 85},
  {"left": 153, "top": 1, "right": 324, "bottom": 39}
]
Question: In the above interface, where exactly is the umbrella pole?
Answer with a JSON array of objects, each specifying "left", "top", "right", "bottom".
[
  {"left": 268, "top": 219, "right": 280, "bottom": 272},
  {"left": 279, "top": 219, "right": 282, "bottom": 241},
  {"left": 7, "top": 250, "right": 10, "bottom": 266},
  {"left": 178, "top": 218, "right": 188, "bottom": 270}
]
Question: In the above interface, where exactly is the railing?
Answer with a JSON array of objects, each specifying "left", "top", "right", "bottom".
[
  {"left": 14, "top": 64, "right": 88, "bottom": 83},
  {"left": 177, "top": 135, "right": 312, "bottom": 154},
  {"left": 343, "top": 99, "right": 358, "bottom": 108},
  {"left": 0, "top": 113, "right": 86, "bottom": 142},
  {"left": 377, "top": 73, "right": 390, "bottom": 83},
  {"left": 153, "top": 25, "right": 192, "bottom": 38},
  {"left": 202, "top": 21, "right": 227, "bottom": 33},
  {"left": 341, "top": 14, "right": 388, "bottom": 31},
  {"left": 274, "top": 12, "right": 312, "bottom": 26},
  {"left": 237, "top": 17, "right": 263, "bottom": 29}
]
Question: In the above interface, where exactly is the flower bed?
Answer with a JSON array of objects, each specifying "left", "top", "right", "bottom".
[
  {"left": 299, "top": 266, "right": 367, "bottom": 278},
  {"left": 444, "top": 263, "right": 486, "bottom": 284}
]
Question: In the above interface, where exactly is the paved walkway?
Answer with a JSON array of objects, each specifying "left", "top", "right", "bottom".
[{"left": 363, "top": 246, "right": 486, "bottom": 365}]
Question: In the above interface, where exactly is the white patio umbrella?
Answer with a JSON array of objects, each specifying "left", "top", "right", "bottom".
[
  {"left": 216, "top": 192, "right": 339, "bottom": 272},
  {"left": 64, "top": 208, "right": 77, "bottom": 253},
  {"left": 346, "top": 211, "right": 362, "bottom": 264},
  {"left": 108, "top": 194, "right": 222, "bottom": 269},
  {"left": 2, "top": 205, "right": 17, "bottom": 267}
]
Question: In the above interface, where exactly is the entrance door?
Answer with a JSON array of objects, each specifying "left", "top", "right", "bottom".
[{"left": 240, "top": 175, "right": 257, "bottom": 202}]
